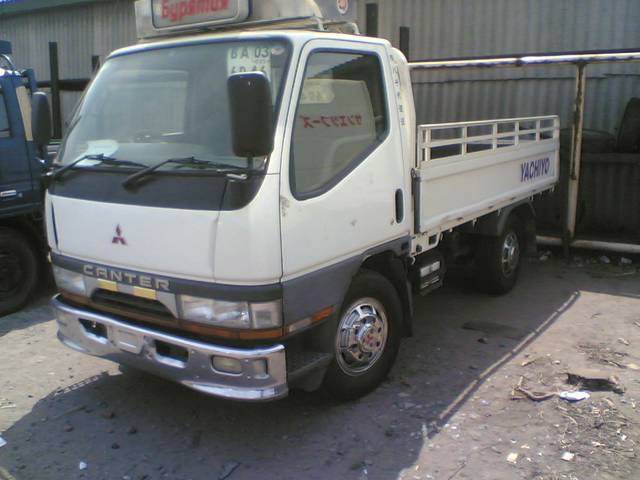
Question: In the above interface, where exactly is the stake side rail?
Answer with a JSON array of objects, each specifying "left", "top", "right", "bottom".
[{"left": 418, "top": 116, "right": 560, "bottom": 163}]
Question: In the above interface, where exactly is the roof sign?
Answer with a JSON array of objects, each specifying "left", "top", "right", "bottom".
[
  {"left": 136, "top": 0, "right": 358, "bottom": 39},
  {"left": 151, "top": 0, "right": 250, "bottom": 29}
]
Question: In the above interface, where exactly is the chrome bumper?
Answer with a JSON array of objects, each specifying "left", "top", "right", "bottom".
[{"left": 52, "top": 296, "right": 288, "bottom": 401}]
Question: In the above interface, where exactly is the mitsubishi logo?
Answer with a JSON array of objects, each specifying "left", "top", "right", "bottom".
[{"left": 112, "top": 225, "right": 127, "bottom": 245}]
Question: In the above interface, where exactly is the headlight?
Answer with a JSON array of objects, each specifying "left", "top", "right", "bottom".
[
  {"left": 178, "top": 295, "right": 282, "bottom": 330},
  {"left": 52, "top": 266, "right": 86, "bottom": 296}
]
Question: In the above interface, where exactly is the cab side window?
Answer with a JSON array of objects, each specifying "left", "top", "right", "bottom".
[
  {"left": 0, "top": 91, "right": 10, "bottom": 138},
  {"left": 290, "top": 51, "right": 388, "bottom": 198}
]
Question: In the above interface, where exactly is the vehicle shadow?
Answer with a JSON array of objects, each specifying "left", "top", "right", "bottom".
[{"left": 0, "top": 260, "right": 638, "bottom": 480}]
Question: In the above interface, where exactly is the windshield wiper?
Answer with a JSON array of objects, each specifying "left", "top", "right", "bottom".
[
  {"left": 49, "top": 154, "right": 146, "bottom": 181},
  {"left": 122, "top": 156, "right": 254, "bottom": 189}
]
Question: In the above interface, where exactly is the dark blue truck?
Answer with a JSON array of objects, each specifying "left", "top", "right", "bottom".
[{"left": 0, "top": 40, "right": 52, "bottom": 315}]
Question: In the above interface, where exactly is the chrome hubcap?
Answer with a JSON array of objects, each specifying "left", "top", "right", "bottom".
[
  {"left": 501, "top": 231, "right": 520, "bottom": 277},
  {"left": 335, "top": 298, "right": 388, "bottom": 376}
]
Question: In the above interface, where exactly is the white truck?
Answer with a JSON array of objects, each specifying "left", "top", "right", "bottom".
[{"left": 48, "top": 0, "right": 559, "bottom": 401}]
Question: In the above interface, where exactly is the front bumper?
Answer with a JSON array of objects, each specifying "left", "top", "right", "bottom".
[{"left": 52, "top": 296, "right": 288, "bottom": 401}]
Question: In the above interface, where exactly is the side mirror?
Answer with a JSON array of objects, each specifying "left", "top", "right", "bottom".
[
  {"left": 31, "top": 91, "right": 51, "bottom": 148},
  {"left": 228, "top": 72, "right": 274, "bottom": 159}
]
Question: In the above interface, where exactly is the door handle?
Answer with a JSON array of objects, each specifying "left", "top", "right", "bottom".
[
  {"left": 0, "top": 190, "right": 18, "bottom": 199},
  {"left": 395, "top": 189, "right": 404, "bottom": 223}
]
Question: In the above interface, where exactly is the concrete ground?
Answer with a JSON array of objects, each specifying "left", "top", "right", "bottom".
[{"left": 0, "top": 255, "right": 639, "bottom": 480}]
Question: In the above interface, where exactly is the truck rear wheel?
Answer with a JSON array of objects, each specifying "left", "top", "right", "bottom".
[
  {"left": 0, "top": 228, "right": 39, "bottom": 316},
  {"left": 474, "top": 216, "right": 523, "bottom": 295},
  {"left": 322, "top": 270, "right": 402, "bottom": 401}
]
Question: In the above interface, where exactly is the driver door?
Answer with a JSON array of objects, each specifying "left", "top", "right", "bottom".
[{"left": 279, "top": 39, "right": 409, "bottom": 282}]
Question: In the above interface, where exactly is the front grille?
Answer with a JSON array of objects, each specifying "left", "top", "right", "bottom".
[{"left": 92, "top": 290, "right": 174, "bottom": 320}]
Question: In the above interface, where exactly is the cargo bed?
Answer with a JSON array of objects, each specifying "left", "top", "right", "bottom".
[{"left": 414, "top": 116, "right": 560, "bottom": 237}]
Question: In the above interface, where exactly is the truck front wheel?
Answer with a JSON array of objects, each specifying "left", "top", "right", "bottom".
[
  {"left": 474, "top": 216, "right": 523, "bottom": 295},
  {"left": 322, "top": 270, "right": 402, "bottom": 400},
  {"left": 0, "top": 228, "right": 39, "bottom": 316}
]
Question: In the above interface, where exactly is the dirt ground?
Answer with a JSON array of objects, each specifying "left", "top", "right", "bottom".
[{"left": 0, "top": 254, "right": 639, "bottom": 480}]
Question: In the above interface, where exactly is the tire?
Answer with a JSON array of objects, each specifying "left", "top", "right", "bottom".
[
  {"left": 617, "top": 97, "right": 640, "bottom": 153},
  {"left": 474, "top": 216, "right": 523, "bottom": 295},
  {"left": 322, "top": 270, "right": 402, "bottom": 401},
  {"left": 0, "top": 228, "right": 40, "bottom": 316},
  {"left": 559, "top": 128, "right": 615, "bottom": 154}
]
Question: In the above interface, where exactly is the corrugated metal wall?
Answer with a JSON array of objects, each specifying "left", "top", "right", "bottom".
[
  {"left": 2, "top": 0, "right": 639, "bottom": 133},
  {"left": 363, "top": 0, "right": 640, "bottom": 133},
  {"left": 0, "top": 0, "right": 136, "bottom": 124}
]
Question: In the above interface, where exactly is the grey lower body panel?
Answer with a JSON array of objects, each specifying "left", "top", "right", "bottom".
[
  {"left": 52, "top": 296, "right": 288, "bottom": 401},
  {"left": 282, "top": 236, "right": 411, "bottom": 325}
]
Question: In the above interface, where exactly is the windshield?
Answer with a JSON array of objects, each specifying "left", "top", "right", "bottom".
[{"left": 57, "top": 39, "right": 290, "bottom": 171}]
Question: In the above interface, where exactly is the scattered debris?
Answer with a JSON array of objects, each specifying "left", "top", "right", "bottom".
[
  {"left": 561, "top": 452, "right": 575, "bottom": 462},
  {"left": 559, "top": 391, "right": 590, "bottom": 402},
  {"left": 556, "top": 397, "right": 636, "bottom": 471},
  {"left": 539, "top": 251, "right": 552, "bottom": 262},
  {"left": 513, "top": 376, "right": 556, "bottom": 401},
  {"left": 520, "top": 357, "right": 539, "bottom": 367},
  {"left": 101, "top": 410, "right": 115, "bottom": 419},
  {"left": 218, "top": 461, "right": 240, "bottom": 480},
  {"left": 578, "top": 343, "right": 628, "bottom": 369},
  {"left": 620, "top": 257, "right": 633, "bottom": 266},
  {"left": 602, "top": 398, "right": 615, "bottom": 408},
  {"left": 111, "top": 442, "right": 120, "bottom": 450},
  {"left": 506, "top": 453, "right": 519, "bottom": 464},
  {"left": 0, "top": 436, "right": 6, "bottom": 448},
  {"left": 0, "top": 398, "right": 16, "bottom": 410},
  {"left": 618, "top": 338, "right": 630, "bottom": 346},
  {"left": 478, "top": 337, "right": 489, "bottom": 344},
  {"left": 446, "top": 461, "right": 466, "bottom": 479},
  {"left": 127, "top": 426, "right": 138, "bottom": 435},
  {"left": 599, "top": 256, "right": 611, "bottom": 264},
  {"left": 78, "top": 462, "right": 87, "bottom": 471},
  {"left": 626, "top": 363, "right": 640, "bottom": 371},
  {"left": 63, "top": 424, "right": 74, "bottom": 432},
  {"left": 567, "top": 370, "right": 625, "bottom": 394}
]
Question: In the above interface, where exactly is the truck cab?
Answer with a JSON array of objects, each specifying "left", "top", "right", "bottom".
[
  {"left": 0, "top": 40, "right": 52, "bottom": 315},
  {"left": 49, "top": 0, "right": 559, "bottom": 401}
]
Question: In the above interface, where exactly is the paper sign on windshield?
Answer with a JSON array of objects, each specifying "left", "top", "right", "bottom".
[
  {"left": 152, "top": 0, "right": 249, "bottom": 29},
  {"left": 227, "top": 44, "right": 278, "bottom": 81}
]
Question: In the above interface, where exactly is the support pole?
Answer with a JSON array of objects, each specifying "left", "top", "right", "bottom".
[
  {"left": 564, "top": 62, "right": 587, "bottom": 259},
  {"left": 49, "top": 42, "right": 62, "bottom": 139},
  {"left": 91, "top": 55, "right": 100, "bottom": 73}
]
